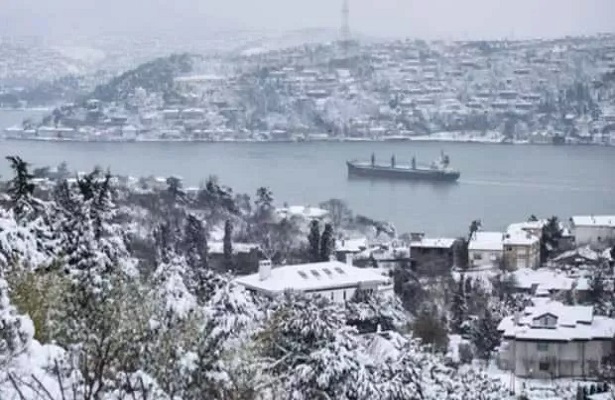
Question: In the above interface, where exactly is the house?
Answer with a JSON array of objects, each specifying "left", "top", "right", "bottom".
[
  {"left": 551, "top": 246, "right": 603, "bottom": 269},
  {"left": 511, "top": 268, "right": 589, "bottom": 298},
  {"left": 570, "top": 216, "right": 615, "bottom": 247},
  {"left": 234, "top": 259, "right": 394, "bottom": 303},
  {"left": 503, "top": 227, "right": 541, "bottom": 269},
  {"left": 468, "top": 231, "right": 504, "bottom": 267},
  {"left": 497, "top": 300, "right": 615, "bottom": 379},
  {"left": 275, "top": 205, "right": 329, "bottom": 222},
  {"left": 208, "top": 241, "right": 260, "bottom": 274},
  {"left": 335, "top": 236, "right": 368, "bottom": 261},
  {"left": 409, "top": 235, "right": 460, "bottom": 276}
]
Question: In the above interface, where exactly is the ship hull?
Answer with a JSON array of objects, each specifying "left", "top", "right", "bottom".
[{"left": 347, "top": 161, "right": 460, "bottom": 182}]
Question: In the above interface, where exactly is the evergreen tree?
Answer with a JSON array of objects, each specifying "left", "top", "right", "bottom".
[
  {"left": 470, "top": 307, "right": 501, "bottom": 362},
  {"left": 223, "top": 219, "right": 233, "bottom": 269},
  {"left": 165, "top": 176, "right": 186, "bottom": 207},
  {"left": 5, "top": 155, "right": 37, "bottom": 219},
  {"left": 183, "top": 214, "right": 208, "bottom": 270},
  {"left": 319, "top": 223, "right": 335, "bottom": 262},
  {"left": 254, "top": 187, "right": 273, "bottom": 218},
  {"left": 450, "top": 276, "right": 468, "bottom": 334},
  {"left": 308, "top": 219, "right": 321, "bottom": 262},
  {"left": 588, "top": 270, "right": 608, "bottom": 316}
]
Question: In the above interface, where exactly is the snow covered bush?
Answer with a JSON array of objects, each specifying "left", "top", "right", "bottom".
[{"left": 0, "top": 278, "right": 33, "bottom": 369}]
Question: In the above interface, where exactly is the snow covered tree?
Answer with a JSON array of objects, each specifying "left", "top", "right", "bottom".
[
  {"left": 470, "top": 307, "right": 501, "bottom": 362},
  {"left": 180, "top": 214, "right": 216, "bottom": 304},
  {"left": 412, "top": 303, "right": 449, "bottom": 353},
  {"left": 254, "top": 186, "right": 274, "bottom": 220},
  {"left": 319, "top": 198, "right": 353, "bottom": 228},
  {"left": 5, "top": 155, "right": 37, "bottom": 220},
  {"left": 257, "top": 293, "right": 369, "bottom": 399},
  {"left": 0, "top": 278, "right": 33, "bottom": 369},
  {"left": 346, "top": 289, "right": 406, "bottom": 334},
  {"left": 186, "top": 280, "right": 261, "bottom": 399},
  {"left": 54, "top": 271, "right": 154, "bottom": 400},
  {"left": 182, "top": 214, "right": 208, "bottom": 270},
  {"left": 319, "top": 223, "right": 335, "bottom": 262},
  {"left": 450, "top": 276, "right": 468, "bottom": 334},
  {"left": 588, "top": 270, "right": 609, "bottom": 316},
  {"left": 223, "top": 219, "right": 233, "bottom": 269},
  {"left": 165, "top": 176, "right": 186, "bottom": 207},
  {"left": 308, "top": 219, "right": 321, "bottom": 262}
]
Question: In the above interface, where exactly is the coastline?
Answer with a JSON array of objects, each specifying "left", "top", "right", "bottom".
[{"left": 0, "top": 135, "right": 606, "bottom": 146}]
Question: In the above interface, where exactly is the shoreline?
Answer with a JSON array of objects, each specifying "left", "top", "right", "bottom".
[{"left": 0, "top": 136, "right": 609, "bottom": 147}]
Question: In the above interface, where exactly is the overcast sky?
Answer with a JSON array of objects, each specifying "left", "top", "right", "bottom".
[{"left": 2, "top": 0, "right": 614, "bottom": 40}]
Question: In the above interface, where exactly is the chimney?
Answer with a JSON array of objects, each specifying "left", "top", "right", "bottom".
[
  {"left": 345, "top": 253, "right": 353, "bottom": 266},
  {"left": 259, "top": 259, "right": 272, "bottom": 281}
]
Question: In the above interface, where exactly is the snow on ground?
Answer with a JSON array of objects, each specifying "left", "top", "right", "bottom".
[{"left": 486, "top": 361, "right": 597, "bottom": 399}]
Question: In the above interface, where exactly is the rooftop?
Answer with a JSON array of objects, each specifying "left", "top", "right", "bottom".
[
  {"left": 503, "top": 229, "right": 540, "bottom": 246},
  {"left": 468, "top": 231, "right": 504, "bottom": 251},
  {"left": 410, "top": 237, "right": 457, "bottom": 249},
  {"left": 276, "top": 205, "right": 329, "bottom": 220},
  {"left": 571, "top": 215, "right": 615, "bottom": 228},
  {"left": 234, "top": 261, "right": 390, "bottom": 294},
  {"left": 499, "top": 300, "right": 615, "bottom": 342}
]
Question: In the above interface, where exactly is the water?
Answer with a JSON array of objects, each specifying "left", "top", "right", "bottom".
[{"left": 2, "top": 112, "right": 615, "bottom": 236}]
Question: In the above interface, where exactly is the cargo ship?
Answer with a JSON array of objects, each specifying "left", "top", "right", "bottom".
[{"left": 347, "top": 151, "right": 460, "bottom": 182}]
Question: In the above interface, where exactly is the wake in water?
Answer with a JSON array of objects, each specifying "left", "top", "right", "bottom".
[{"left": 460, "top": 179, "right": 615, "bottom": 194}]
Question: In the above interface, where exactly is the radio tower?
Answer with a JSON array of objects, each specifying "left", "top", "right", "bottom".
[{"left": 340, "top": 0, "right": 351, "bottom": 53}]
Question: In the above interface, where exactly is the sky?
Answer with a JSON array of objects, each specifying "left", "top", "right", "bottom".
[{"left": 2, "top": 0, "right": 614, "bottom": 40}]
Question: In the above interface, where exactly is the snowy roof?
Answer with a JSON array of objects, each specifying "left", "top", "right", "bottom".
[
  {"left": 512, "top": 268, "right": 575, "bottom": 291},
  {"left": 208, "top": 241, "right": 259, "bottom": 255},
  {"left": 503, "top": 229, "right": 539, "bottom": 246},
  {"left": 552, "top": 246, "right": 601, "bottom": 264},
  {"left": 571, "top": 215, "right": 615, "bottom": 228},
  {"left": 336, "top": 237, "right": 368, "bottom": 253},
  {"left": 468, "top": 231, "right": 504, "bottom": 251},
  {"left": 234, "top": 261, "right": 391, "bottom": 295},
  {"left": 276, "top": 206, "right": 329, "bottom": 220},
  {"left": 499, "top": 300, "right": 615, "bottom": 342},
  {"left": 507, "top": 220, "right": 547, "bottom": 231},
  {"left": 410, "top": 237, "right": 457, "bottom": 249}
]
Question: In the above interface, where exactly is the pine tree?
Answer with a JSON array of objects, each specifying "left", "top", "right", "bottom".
[
  {"left": 223, "top": 219, "right": 233, "bottom": 270},
  {"left": 588, "top": 270, "right": 608, "bottom": 315},
  {"left": 470, "top": 307, "right": 501, "bottom": 362},
  {"left": 450, "top": 276, "right": 468, "bottom": 334},
  {"left": 183, "top": 214, "right": 208, "bottom": 270},
  {"left": 319, "top": 223, "right": 334, "bottom": 262},
  {"left": 308, "top": 219, "right": 321, "bottom": 262},
  {"left": 5, "top": 155, "right": 37, "bottom": 219}
]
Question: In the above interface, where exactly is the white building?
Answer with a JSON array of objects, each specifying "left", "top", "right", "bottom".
[
  {"left": 570, "top": 216, "right": 615, "bottom": 247},
  {"left": 234, "top": 259, "right": 394, "bottom": 303},
  {"left": 468, "top": 231, "right": 504, "bottom": 267},
  {"left": 275, "top": 205, "right": 329, "bottom": 221},
  {"left": 498, "top": 300, "right": 615, "bottom": 378},
  {"left": 503, "top": 227, "right": 541, "bottom": 269}
]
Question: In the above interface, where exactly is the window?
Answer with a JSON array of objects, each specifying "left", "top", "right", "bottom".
[
  {"left": 473, "top": 253, "right": 483, "bottom": 260},
  {"left": 537, "top": 342, "right": 549, "bottom": 352},
  {"left": 343, "top": 290, "right": 347, "bottom": 301},
  {"left": 330, "top": 292, "right": 334, "bottom": 301},
  {"left": 539, "top": 361, "right": 550, "bottom": 371}
]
